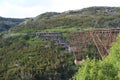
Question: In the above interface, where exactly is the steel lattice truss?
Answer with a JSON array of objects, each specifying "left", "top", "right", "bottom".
[{"left": 70, "top": 29, "right": 120, "bottom": 61}]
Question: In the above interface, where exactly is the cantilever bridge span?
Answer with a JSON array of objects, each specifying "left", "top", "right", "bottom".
[{"left": 70, "top": 29, "right": 120, "bottom": 61}]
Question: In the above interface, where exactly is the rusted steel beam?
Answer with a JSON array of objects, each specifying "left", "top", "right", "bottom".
[
  {"left": 89, "top": 31, "right": 104, "bottom": 59},
  {"left": 96, "top": 33, "right": 109, "bottom": 54},
  {"left": 70, "top": 29, "right": 120, "bottom": 61}
]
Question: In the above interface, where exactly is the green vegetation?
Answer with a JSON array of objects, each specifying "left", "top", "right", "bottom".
[
  {"left": 1, "top": 33, "right": 119, "bottom": 80},
  {"left": 0, "top": 17, "right": 25, "bottom": 32},
  {"left": 71, "top": 35, "right": 120, "bottom": 80},
  {"left": 0, "top": 6, "right": 120, "bottom": 80},
  {"left": 0, "top": 35, "right": 76, "bottom": 80},
  {"left": 11, "top": 7, "right": 120, "bottom": 32}
]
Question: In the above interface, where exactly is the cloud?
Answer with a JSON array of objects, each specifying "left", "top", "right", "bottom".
[
  {"left": 0, "top": 0, "right": 120, "bottom": 18},
  {"left": 0, "top": 1, "right": 47, "bottom": 18},
  {"left": 50, "top": 0, "right": 120, "bottom": 12},
  {"left": 0, "top": 0, "right": 51, "bottom": 7}
]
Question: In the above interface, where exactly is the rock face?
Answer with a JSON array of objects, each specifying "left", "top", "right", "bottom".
[{"left": 33, "top": 32, "right": 70, "bottom": 50}]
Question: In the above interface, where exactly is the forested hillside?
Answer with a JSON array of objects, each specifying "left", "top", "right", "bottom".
[
  {"left": 0, "top": 35, "right": 76, "bottom": 80},
  {"left": 0, "top": 17, "right": 25, "bottom": 32},
  {"left": 0, "top": 6, "right": 120, "bottom": 80},
  {"left": 12, "top": 7, "right": 120, "bottom": 32}
]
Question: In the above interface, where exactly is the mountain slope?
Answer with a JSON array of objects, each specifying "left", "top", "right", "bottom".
[
  {"left": 0, "top": 17, "right": 25, "bottom": 32},
  {"left": 12, "top": 7, "right": 120, "bottom": 32},
  {"left": 0, "top": 35, "right": 75, "bottom": 80}
]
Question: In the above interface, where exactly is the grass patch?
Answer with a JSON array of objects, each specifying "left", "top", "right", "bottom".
[{"left": 27, "top": 37, "right": 44, "bottom": 44}]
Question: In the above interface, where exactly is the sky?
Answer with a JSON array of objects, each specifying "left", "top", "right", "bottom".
[{"left": 0, "top": 0, "right": 120, "bottom": 18}]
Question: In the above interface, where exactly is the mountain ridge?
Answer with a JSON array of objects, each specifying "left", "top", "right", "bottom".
[
  {"left": 12, "top": 6, "right": 120, "bottom": 32},
  {"left": 0, "top": 16, "right": 25, "bottom": 32},
  {"left": 1, "top": 6, "right": 120, "bottom": 32}
]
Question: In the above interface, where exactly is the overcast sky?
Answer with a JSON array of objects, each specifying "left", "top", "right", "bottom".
[{"left": 0, "top": 0, "right": 120, "bottom": 18}]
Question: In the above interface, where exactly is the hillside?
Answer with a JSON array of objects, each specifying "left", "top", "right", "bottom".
[
  {"left": 0, "top": 35, "right": 75, "bottom": 80},
  {"left": 11, "top": 7, "right": 120, "bottom": 32},
  {"left": 0, "top": 17, "right": 25, "bottom": 32},
  {"left": 0, "top": 6, "right": 120, "bottom": 80}
]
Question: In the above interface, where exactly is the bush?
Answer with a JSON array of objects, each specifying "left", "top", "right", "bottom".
[
  {"left": 0, "top": 36, "right": 76, "bottom": 80},
  {"left": 71, "top": 35, "right": 120, "bottom": 80}
]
